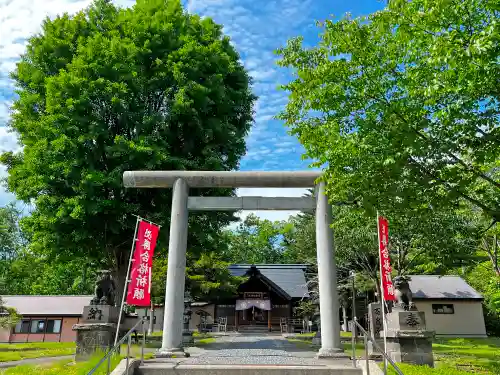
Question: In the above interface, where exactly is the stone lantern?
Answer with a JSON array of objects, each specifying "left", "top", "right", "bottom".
[{"left": 182, "top": 292, "right": 194, "bottom": 347}]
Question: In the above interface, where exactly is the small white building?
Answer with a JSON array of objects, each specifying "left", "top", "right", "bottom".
[{"left": 409, "top": 275, "right": 487, "bottom": 338}]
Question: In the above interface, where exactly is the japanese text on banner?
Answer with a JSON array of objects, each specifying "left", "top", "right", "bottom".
[
  {"left": 378, "top": 216, "right": 396, "bottom": 301},
  {"left": 126, "top": 220, "right": 159, "bottom": 307}
]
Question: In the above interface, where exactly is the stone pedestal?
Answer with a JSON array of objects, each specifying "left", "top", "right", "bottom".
[
  {"left": 82, "top": 305, "right": 119, "bottom": 324},
  {"left": 384, "top": 310, "right": 434, "bottom": 367},
  {"left": 312, "top": 330, "right": 321, "bottom": 346},
  {"left": 182, "top": 331, "right": 194, "bottom": 347},
  {"left": 73, "top": 323, "right": 117, "bottom": 360},
  {"left": 367, "top": 339, "right": 384, "bottom": 359},
  {"left": 73, "top": 305, "right": 120, "bottom": 361}
]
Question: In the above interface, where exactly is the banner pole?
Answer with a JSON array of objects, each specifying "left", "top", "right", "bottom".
[
  {"left": 114, "top": 216, "right": 141, "bottom": 346},
  {"left": 377, "top": 211, "right": 388, "bottom": 375},
  {"left": 131, "top": 213, "right": 162, "bottom": 228}
]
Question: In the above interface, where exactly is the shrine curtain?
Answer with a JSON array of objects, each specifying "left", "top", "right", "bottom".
[{"left": 235, "top": 299, "right": 271, "bottom": 311}]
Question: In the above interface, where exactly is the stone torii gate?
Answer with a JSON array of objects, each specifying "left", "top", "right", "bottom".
[{"left": 123, "top": 170, "right": 344, "bottom": 358}]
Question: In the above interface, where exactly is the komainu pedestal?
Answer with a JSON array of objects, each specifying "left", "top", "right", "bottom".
[
  {"left": 72, "top": 271, "right": 119, "bottom": 361},
  {"left": 385, "top": 310, "right": 435, "bottom": 367},
  {"left": 73, "top": 322, "right": 117, "bottom": 360}
]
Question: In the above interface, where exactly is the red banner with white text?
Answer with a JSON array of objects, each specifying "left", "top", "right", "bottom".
[
  {"left": 126, "top": 220, "right": 160, "bottom": 307},
  {"left": 378, "top": 216, "right": 396, "bottom": 301}
]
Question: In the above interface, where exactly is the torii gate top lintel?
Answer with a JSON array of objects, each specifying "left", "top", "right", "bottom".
[{"left": 123, "top": 170, "right": 322, "bottom": 188}]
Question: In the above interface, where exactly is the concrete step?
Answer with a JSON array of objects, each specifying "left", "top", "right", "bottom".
[
  {"left": 136, "top": 362, "right": 363, "bottom": 375},
  {"left": 238, "top": 325, "right": 270, "bottom": 333}
]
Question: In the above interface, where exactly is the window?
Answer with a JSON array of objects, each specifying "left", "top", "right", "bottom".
[
  {"left": 46, "top": 320, "right": 62, "bottom": 334},
  {"left": 30, "top": 319, "right": 46, "bottom": 333},
  {"left": 432, "top": 304, "right": 455, "bottom": 314},
  {"left": 14, "top": 320, "right": 30, "bottom": 333}
]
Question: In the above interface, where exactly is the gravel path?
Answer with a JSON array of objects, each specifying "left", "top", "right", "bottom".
[{"left": 182, "top": 334, "right": 322, "bottom": 365}]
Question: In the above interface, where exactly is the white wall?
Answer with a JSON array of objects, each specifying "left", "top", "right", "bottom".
[{"left": 414, "top": 300, "right": 487, "bottom": 337}]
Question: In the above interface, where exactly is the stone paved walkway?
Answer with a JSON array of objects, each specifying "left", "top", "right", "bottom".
[{"left": 181, "top": 334, "right": 334, "bottom": 365}]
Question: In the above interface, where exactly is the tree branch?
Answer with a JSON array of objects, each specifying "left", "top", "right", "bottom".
[{"left": 407, "top": 156, "right": 499, "bottom": 220}]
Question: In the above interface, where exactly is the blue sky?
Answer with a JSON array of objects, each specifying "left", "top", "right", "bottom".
[{"left": 0, "top": 0, "right": 385, "bottom": 221}]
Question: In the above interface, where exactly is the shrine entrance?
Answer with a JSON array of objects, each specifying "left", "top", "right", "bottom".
[{"left": 123, "top": 170, "right": 343, "bottom": 358}]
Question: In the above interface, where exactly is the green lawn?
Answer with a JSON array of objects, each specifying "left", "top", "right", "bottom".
[
  {"left": 294, "top": 331, "right": 352, "bottom": 339},
  {"left": 0, "top": 343, "right": 75, "bottom": 362},
  {"left": 286, "top": 336, "right": 365, "bottom": 357},
  {"left": 430, "top": 337, "right": 500, "bottom": 374},
  {"left": 148, "top": 331, "right": 209, "bottom": 338},
  {"left": 287, "top": 335, "right": 500, "bottom": 375},
  {"left": 0, "top": 355, "right": 122, "bottom": 375}
]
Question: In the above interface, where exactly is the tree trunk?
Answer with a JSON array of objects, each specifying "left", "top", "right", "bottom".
[
  {"left": 112, "top": 265, "right": 128, "bottom": 309},
  {"left": 493, "top": 234, "right": 500, "bottom": 276}
]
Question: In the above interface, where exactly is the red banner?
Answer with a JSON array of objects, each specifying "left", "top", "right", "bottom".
[
  {"left": 378, "top": 216, "right": 396, "bottom": 301},
  {"left": 126, "top": 220, "right": 160, "bottom": 307}
]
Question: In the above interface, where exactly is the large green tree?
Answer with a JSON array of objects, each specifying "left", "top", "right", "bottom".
[
  {"left": 277, "top": 0, "right": 500, "bottom": 222},
  {"left": 221, "top": 214, "right": 290, "bottom": 264},
  {"left": 0, "top": 0, "right": 255, "bottom": 304},
  {"left": 0, "top": 204, "right": 24, "bottom": 261},
  {"left": 0, "top": 251, "right": 97, "bottom": 296}
]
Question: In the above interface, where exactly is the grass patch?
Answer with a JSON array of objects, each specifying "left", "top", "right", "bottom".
[
  {"left": 0, "top": 354, "right": 121, "bottom": 375},
  {"left": 0, "top": 343, "right": 75, "bottom": 362},
  {"left": 431, "top": 337, "right": 500, "bottom": 374},
  {"left": 387, "top": 337, "right": 500, "bottom": 374},
  {"left": 287, "top": 337, "right": 364, "bottom": 356},
  {"left": 288, "top": 335, "right": 500, "bottom": 374},
  {"left": 387, "top": 363, "right": 486, "bottom": 375},
  {"left": 196, "top": 338, "right": 216, "bottom": 346},
  {"left": 148, "top": 331, "right": 211, "bottom": 338},
  {"left": 293, "top": 331, "right": 351, "bottom": 339}
]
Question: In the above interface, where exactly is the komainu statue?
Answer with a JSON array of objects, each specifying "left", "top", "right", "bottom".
[
  {"left": 393, "top": 275, "right": 416, "bottom": 311},
  {"left": 90, "top": 270, "right": 116, "bottom": 306}
]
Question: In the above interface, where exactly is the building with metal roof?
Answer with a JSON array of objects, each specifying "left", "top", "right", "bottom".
[
  {"left": 407, "top": 275, "right": 486, "bottom": 337},
  {"left": 2, "top": 295, "right": 93, "bottom": 316},
  {"left": 409, "top": 275, "right": 483, "bottom": 300}
]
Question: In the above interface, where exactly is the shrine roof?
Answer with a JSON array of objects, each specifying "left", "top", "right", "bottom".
[{"left": 229, "top": 264, "right": 309, "bottom": 299}]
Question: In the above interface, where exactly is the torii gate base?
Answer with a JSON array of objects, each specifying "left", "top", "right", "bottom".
[{"left": 123, "top": 171, "right": 346, "bottom": 359}]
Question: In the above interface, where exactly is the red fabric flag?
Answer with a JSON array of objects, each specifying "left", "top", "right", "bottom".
[
  {"left": 378, "top": 216, "right": 396, "bottom": 301},
  {"left": 126, "top": 220, "right": 159, "bottom": 307}
]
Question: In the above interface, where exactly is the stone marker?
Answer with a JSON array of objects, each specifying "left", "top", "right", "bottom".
[
  {"left": 73, "top": 270, "right": 119, "bottom": 360},
  {"left": 367, "top": 302, "right": 384, "bottom": 359}
]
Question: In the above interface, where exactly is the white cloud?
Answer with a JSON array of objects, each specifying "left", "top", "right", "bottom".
[{"left": 0, "top": 126, "right": 19, "bottom": 153}]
